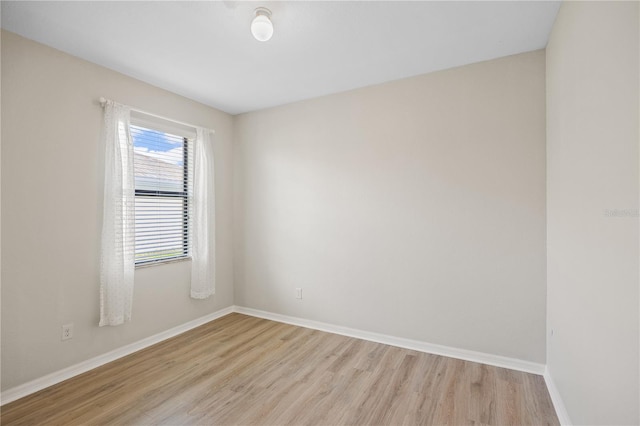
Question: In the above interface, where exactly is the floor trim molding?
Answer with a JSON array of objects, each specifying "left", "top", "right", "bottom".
[
  {"left": 543, "top": 366, "right": 573, "bottom": 425},
  {"left": 1, "top": 304, "right": 550, "bottom": 408},
  {"left": 0, "top": 305, "right": 235, "bottom": 406},
  {"left": 235, "top": 306, "right": 546, "bottom": 375}
]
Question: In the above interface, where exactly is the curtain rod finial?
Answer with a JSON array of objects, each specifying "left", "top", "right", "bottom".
[{"left": 99, "top": 97, "right": 107, "bottom": 107}]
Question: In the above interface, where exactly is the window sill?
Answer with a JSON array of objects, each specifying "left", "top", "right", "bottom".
[{"left": 135, "top": 256, "right": 192, "bottom": 269}]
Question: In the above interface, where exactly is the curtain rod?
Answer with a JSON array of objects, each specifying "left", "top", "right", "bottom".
[{"left": 98, "top": 97, "right": 215, "bottom": 134}]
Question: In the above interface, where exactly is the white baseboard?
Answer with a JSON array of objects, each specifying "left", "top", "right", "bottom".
[
  {"left": 1, "top": 304, "right": 549, "bottom": 408},
  {"left": 235, "top": 306, "right": 546, "bottom": 375},
  {"left": 544, "top": 366, "right": 573, "bottom": 425},
  {"left": 0, "top": 305, "right": 235, "bottom": 406}
]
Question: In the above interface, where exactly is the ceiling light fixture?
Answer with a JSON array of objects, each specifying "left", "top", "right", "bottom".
[{"left": 251, "top": 7, "right": 273, "bottom": 42}]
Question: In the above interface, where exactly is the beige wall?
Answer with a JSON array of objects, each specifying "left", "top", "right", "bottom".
[
  {"left": 234, "top": 50, "right": 547, "bottom": 363},
  {"left": 546, "top": 2, "right": 639, "bottom": 424},
  {"left": 0, "top": 31, "right": 235, "bottom": 390}
]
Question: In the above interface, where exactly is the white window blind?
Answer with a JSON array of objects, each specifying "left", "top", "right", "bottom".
[{"left": 131, "top": 123, "right": 194, "bottom": 265}]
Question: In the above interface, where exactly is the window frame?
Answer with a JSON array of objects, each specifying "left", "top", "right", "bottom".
[{"left": 131, "top": 123, "right": 193, "bottom": 268}]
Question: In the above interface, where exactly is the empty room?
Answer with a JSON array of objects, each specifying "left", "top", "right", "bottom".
[{"left": 1, "top": 1, "right": 638, "bottom": 425}]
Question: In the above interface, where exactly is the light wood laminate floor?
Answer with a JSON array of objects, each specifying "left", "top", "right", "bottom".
[{"left": 1, "top": 313, "right": 559, "bottom": 425}]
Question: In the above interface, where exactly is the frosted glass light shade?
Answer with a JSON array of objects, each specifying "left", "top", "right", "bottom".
[{"left": 251, "top": 9, "right": 273, "bottom": 42}]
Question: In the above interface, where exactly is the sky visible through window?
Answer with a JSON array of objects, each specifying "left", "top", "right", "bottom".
[
  {"left": 131, "top": 124, "right": 186, "bottom": 193},
  {"left": 131, "top": 126, "right": 184, "bottom": 167}
]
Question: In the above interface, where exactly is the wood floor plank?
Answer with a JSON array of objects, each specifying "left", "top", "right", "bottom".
[{"left": 1, "top": 313, "right": 559, "bottom": 425}]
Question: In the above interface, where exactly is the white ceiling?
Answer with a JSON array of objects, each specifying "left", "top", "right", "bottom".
[{"left": 1, "top": 1, "right": 561, "bottom": 115}]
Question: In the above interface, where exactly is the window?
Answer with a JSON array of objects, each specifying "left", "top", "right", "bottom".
[
  {"left": 100, "top": 99, "right": 215, "bottom": 325},
  {"left": 131, "top": 121, "right": 193, "bottom": 265}
]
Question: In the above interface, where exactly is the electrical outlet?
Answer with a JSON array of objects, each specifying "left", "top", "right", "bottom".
[
  {"left": 62, "top": 323, "right": 74, "bottom": 341},
  {"left": 295, "top": 288, "right": 302, "bottom": 299}
]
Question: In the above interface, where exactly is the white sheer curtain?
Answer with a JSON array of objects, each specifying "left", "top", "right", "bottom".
[
  {"left": 190, "top": 127, "right": 215, "bottom": 299},
  {"left": 99, "top": 101, "right": 135, "bottom": 326}
]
